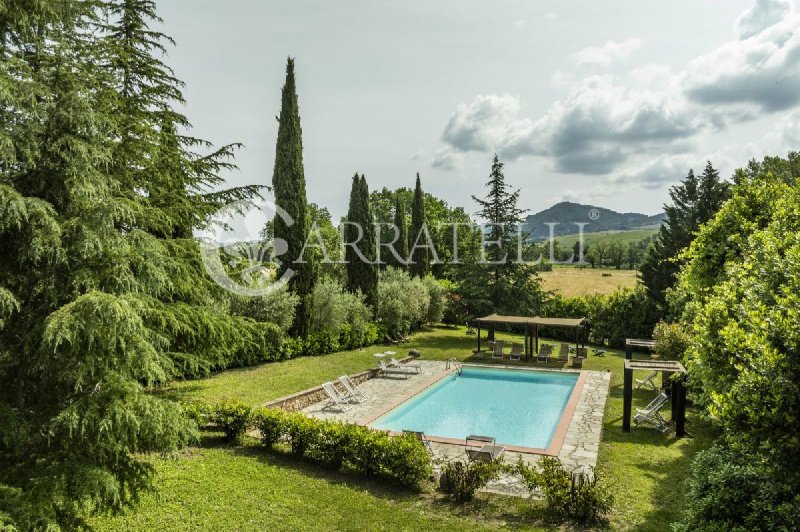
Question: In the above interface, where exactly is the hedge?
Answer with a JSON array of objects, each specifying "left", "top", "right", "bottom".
[{"left": 188, "top": 402, "right": 432, "bottom": 488}]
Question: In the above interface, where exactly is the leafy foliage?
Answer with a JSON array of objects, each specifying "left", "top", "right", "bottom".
[
  {"left": 409, "top": 174, "right": 430, "bottom": 277},
  {"left": 674, "top": 152, "right": 800, "bottom": 529},
  {"left": 438, "top": 459, "right": 504, "bottom": 503},
  {"left": 517, "top": 457, "right": 613, "bottom": 525},
  {"left": 652, "top": 321, "right": 691, "bottom": 361},
  {"left": 212, "top": 400, "right": 252, "bottom": 443},
  {"left": 375, "top": 268, "right": 430, "bottom": 335},
  {"left": 229, "top": 282, "right": 299, "bottom": 331}
]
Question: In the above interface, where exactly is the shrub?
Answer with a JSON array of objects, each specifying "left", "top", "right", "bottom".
[
  {"left": 438, "top": 459, "right": 504, "bottom": 503},
  {"left": 182, "top": 401, "right": 212, "bottom": 427},
  {"left": 251, "top": 407, "right": 288, "bottom": 448},
  {"left": 376, "top": 268, "right": 430, "bottom": 334},
  {"left": 306, "top": 420, "right": 349, "bottom": 469},
  {"left": 286, "top": 412, "right": 321, "bottom": 457},
  {"left": 212, "top": 399, "right": 252, "bottom": 442},
  {"left": 517, "top": 457, "right": 613, "bottom": 525},
  {"left": 675, "top": 443, "right": 800, "bottom": 531},
  {"left": 346, "top": 425, "right": 389, "bottom": 477},
  {"left": 382, "top": 433, "right": 432, "bottom": 487},
  {"left": 652, "top": 321, "right": 691, "bottom": 361},
  {"left": 422, "top": 275, "right": 450, "bottom": 324},
  {"left": 228, "top": 282, "right": 299, "bottom": 331},
  {"left": 308, "top": 277, "right": 376, "bottom": 353}
]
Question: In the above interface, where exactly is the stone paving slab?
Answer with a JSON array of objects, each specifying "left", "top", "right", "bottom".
[{"left": 300, "top": 360, "right": 611, "bottom": 496}]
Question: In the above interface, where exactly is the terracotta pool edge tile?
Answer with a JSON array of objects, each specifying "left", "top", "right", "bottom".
[{"left": 544, "top": 370, "right": 588, "bottom": 456}]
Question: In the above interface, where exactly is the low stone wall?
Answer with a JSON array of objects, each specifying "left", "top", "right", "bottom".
[{"left": 261, "top": 355, "right": 414, "bottom": 412}]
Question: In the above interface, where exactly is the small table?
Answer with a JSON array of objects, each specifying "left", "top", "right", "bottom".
[{"left": 384, "top": 351, "right": 396, "bottom": 356}]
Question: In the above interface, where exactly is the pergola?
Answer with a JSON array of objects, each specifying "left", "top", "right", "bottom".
[
  {"left": 474, "top": 313, "right": 589, "bottom": 360},
  {"left": 622, "top": 338, "right": 688, "bottom": 438}
]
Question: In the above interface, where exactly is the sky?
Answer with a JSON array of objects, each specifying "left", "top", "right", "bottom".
[{"left": 158, "top": 0, "right": 800, "bottom": 219}]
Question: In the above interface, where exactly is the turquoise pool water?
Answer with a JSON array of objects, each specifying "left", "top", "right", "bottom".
[{"left": 370, "top": 367, "right": 578, "bottom": 448}]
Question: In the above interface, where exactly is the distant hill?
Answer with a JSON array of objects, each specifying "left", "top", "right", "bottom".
[{"left": 522, "top": 201, "right": 665, "bottom": 240}]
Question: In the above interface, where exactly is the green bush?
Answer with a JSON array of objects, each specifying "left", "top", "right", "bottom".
[
  {"left": 182, "top": 401, "right": 213, "bottom": 427},
  {"left": 438, "top": 459, "right": 504, "bottom": 503},
  {"left": 517, "top": 457, "right": 613, "bottom": 525},
  {"left": 251, "top": 407, "right": 288, "bottom": 448},
  {"left": 286, "top": 412, "right": 321, "bottom": 457},
  {"left": 376, "top": 268, "right": 430, "bottom": 334},
  {"left": 652, "top": 321, "right": 691, "bottom": 361},
  {"left": 346, "top": 425, "right": 388, "bottom": 477},
  {"left": 306, "top": 420, "right": 349, "bottom": 469},
  {"left": 382, "top": 433, "right": 433, "bottom": 487},
  {"left": 228, "top": 282, "right": 299, "bottom": 332},
  {"left": 212, "top": 399, "right": 252, "bottom": 442},
  {"left": 675, "top": 443, "right": 800, "bottom": 531}
]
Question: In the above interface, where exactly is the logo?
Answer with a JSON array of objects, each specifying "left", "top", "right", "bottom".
[
  {"left": 588, "top": 208, "right": 600, "bottom": 221},
  {"left": 199, "top": 198, "right": 294, "bottom": 296}
]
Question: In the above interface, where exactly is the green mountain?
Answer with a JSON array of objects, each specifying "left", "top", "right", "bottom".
[{"left": 522, "top": 201, "right": 665, "bottom": 240}]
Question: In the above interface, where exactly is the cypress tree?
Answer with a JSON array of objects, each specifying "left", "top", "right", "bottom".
[
  {"left": 386, "top": 192, "right": 409, "bottom": 269},
  {"left": 345, "top": 174, "right": 378, "bottom": 307},
  {"left": 409, "top": 173, "right": 430, "bottom": 276},
  {"left": 271, "top": 57, "right": 316, "bottom": 337}
]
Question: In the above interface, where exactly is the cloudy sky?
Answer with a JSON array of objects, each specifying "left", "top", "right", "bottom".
[{"left": 159, "top": 0, "right": 800, "bottom": 219}]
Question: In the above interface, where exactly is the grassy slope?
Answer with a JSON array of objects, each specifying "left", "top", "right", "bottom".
[
  {"left": 540, "top": 267, "right": 638, "bottom": 297},
  {"left": 96, "top": 327, "right": 713, "bottom": 531},
  {"left": 553, "top": 228, "right": 657, "bottom": 249}
]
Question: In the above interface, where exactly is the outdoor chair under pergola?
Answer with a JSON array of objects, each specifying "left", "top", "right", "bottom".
[{"left": 473, "top": 314, "right": 589, "bottom": 362}]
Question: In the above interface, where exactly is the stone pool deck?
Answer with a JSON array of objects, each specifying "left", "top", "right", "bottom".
[{"left": 301, "top": 360, "right": 610, "bottom": 496}]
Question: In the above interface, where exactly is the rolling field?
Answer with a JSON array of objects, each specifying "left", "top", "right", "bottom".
[
  {"left": 552, "top": 228, "right": 658, "bottom": 249},
  {"left": 540, "top": 267, "right": 639, "bottom": 297}
]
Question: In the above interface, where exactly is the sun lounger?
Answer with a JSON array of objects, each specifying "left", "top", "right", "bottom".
[
  {"left": 537, "top": 344, "right": 553, "bottom": 363},
  {"left": 556, "top": 343, "right": 570, "bottom": 363},
  {"left": 491, "top": 340, "right": 505, "bottom": 360},
  {"left": 338, "top": 375, "right": 368, "bottom": 402},
  {"left": 385, "top": 335, "right": 400, "bottom": 346},
  {"left": 390, "top": 357, "right": 421, "bottom": 374},
  {"left": 509, "top": 343, "right": 523, "bottom": 361},
  {"left": 634, "top": 392, "right": 670, "bottom": 432},
  {"left": 636, "top": 370, "right": 659, "bottom": 391},
  {"left": 403, "top": 430, "right": 434, "bottom": 456},
  {"left": 466, "top": 444, "right": 505, "bottom": 462},
  {"left": 377, "top": 359, "right": 413, "bottom": 378},
  {"left": 321, "top": 382, "right": 352, "bottom": 412}
]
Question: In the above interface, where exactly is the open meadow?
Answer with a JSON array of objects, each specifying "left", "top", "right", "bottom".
[{"left": 540, "top": 267, "right": 639, "bottom": 297}]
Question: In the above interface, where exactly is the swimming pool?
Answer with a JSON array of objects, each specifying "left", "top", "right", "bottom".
[{"left": 370, "top": 366, "right": 579, "bottom": 449}]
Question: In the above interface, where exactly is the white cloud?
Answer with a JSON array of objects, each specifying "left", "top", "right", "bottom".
[
  {"left": 513, "top": 19, "right": 527, "bottom": 28},
  {"left": 572, "top": 38, "right": 642, "bottom": 67},
  {"left": 544, "top": 12, "right": 558, "bottom": 20},
  {"left": 734, "top": 0, "right": 794, "bottom": 40},
  {"left": 684, "top": 13, "right": 800, "bottom": 112},
  {"left": 434, "top": 1, "right": 800, "bottom": 178},
  {"left": 430, "top": 146, "right": 462, "bottom": 170}
]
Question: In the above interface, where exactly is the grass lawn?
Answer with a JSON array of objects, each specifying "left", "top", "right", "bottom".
[
  {"left": 553, "top": 229, "right": 658, "bottom": 249},
  {"left": 540, "top": 267, "right": 639, "bottom": 297},
  {"left": 95, "top": 327, "right": 714, "bottom": 531}
]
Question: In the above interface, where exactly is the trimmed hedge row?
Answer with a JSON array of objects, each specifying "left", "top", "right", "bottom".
[{"left": 182, "top": 400, "right": 431, "bottom": 488}]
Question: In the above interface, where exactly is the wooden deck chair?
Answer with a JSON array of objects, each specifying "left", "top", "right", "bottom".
[
  {"left": 537, "top": 344, "right": 553, "bottom": 363},
  {"left": 491, "top": 340, "right": 505, "bottom": 359},
  {"left": 635, "top": 371, "right": 659, "bottom": 391}
]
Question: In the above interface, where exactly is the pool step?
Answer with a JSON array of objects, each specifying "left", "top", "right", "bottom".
[{"left": 446, "top": 358, "right": 463, "bottom": 375}]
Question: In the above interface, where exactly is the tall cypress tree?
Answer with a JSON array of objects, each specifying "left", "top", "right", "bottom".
[
  {"left": 386, "top": 192, "right": 409, "bottom": 270},
  {"left": 345, "top": 174, "right": 378, "bottom": 307},
  {"left": 409, "top": 173, "right": 429, "bottom": 277},
  {"left": 271, "top": 57, "right": 316, "bottom": 337},
  {"left": 641, "top": 161, "right": 729, "bottom": 308}
]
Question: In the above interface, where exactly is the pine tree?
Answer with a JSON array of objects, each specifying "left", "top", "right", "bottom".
[
  {"left": 271, "top": 57, "right": 316, "bottom": 337},
  {"left": 0, "top": 3, "right": 270, "bottom": 528},
  {"left": 641, "top": 162, "right": 730, "bottom": 308},
  {"left": 344, "top": 174, "right": 378, "bottom": 307},
  {"left": 465, "top": 154, "right": 542, "bottom": 313},
  {"left": 409, "top": 173, "right": 429, "bottom": 276},
  {"left": 386, "top": 192, "right": 409, "bottom": 269}
]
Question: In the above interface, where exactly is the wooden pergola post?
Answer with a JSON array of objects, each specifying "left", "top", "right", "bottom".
[
  {"left": 623, "top": 362, "right": 633, "bottom": 432},
  {"left": 534, "top": 324, "right": 539, "bottom": 354},
  {"left": 622, "top": 356, "right": 687, "bottom": 437},
  {"left": 476, "top": 321, "right": 481, "bottom": 352}
]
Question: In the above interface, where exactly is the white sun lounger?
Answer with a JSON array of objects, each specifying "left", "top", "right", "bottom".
[
  {"left": 338, "top": 375, "right": 368, "bottom": 402},
  {"left": 390, "top": 357, "right": 421, "bottom": 374},
  {"left": 321, "top": 382, "right": 352, "bottom": 412},
  {"left": 636, "top": 370, "right": 659, "bottom": 391},
  {"left": 377, "top": 360, "right": 412, "bottom": 379},
  {"left": 634, "top": 392, "right": 670, "bottom": 432}
]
